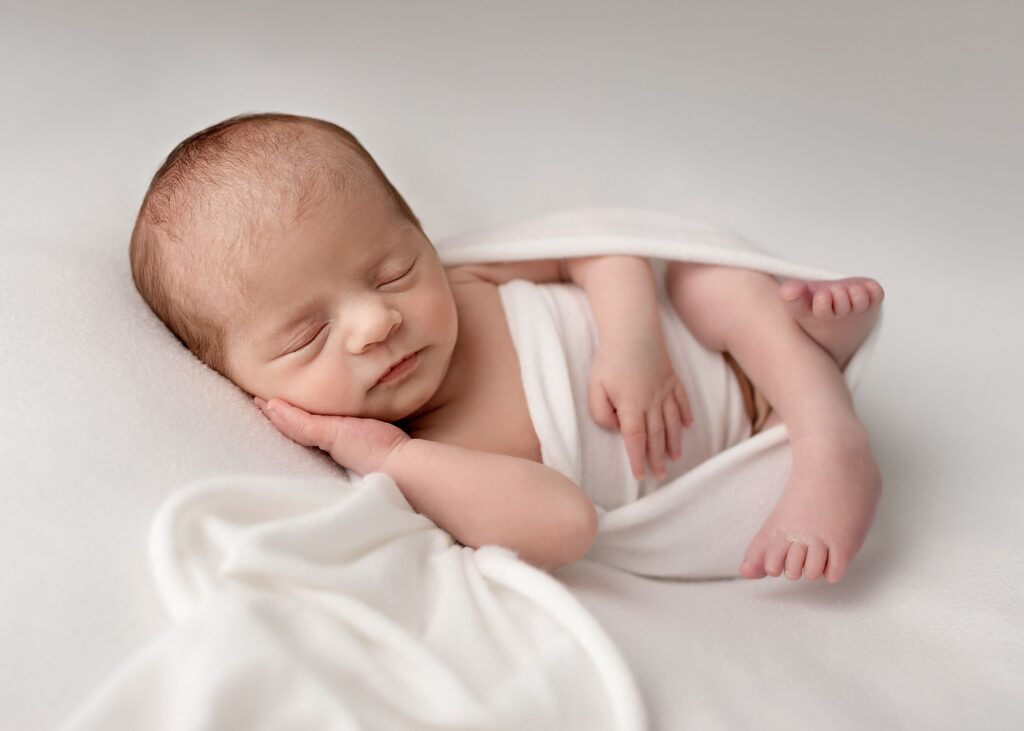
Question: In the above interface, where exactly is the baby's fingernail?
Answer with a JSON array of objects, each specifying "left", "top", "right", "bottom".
[{"left": 254, "top": 397, "right": 266, "bottom": 409}]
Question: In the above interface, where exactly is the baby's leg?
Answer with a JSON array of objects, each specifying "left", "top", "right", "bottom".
[{"left": 665, "top": 262, "right": 883, "bottom": 584}]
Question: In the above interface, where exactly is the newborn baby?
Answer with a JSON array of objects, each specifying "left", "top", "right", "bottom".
[{"left": 130, "top": 112, "right": 883, "bottom": 581}]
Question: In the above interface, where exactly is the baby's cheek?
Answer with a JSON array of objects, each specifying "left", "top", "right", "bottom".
[
  {"left": 292, "top": 370, "right": 359, "bottom": 416},
  {"left": 418, "top": 284, "right": 456, "bottom": 333}
]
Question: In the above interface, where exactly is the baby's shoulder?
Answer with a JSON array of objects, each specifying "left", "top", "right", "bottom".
[{"left": 445, "top": 264, "right": 495, "bottom": 288}]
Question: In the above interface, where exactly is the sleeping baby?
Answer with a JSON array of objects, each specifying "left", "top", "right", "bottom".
[{"left": 129, "top": 112, "right": 883, "bottom": 582}]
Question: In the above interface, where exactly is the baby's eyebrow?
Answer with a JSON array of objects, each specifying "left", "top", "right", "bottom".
[{"left": 354, "top": 241, "right": 403, "bottom": 280}]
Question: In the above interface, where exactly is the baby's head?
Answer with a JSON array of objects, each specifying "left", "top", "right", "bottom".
[{"left": 130, "top": 112, "right": 458, "bottom": 422}]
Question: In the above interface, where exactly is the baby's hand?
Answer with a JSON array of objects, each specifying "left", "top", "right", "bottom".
[
  {"left": 588, "top": 334, "right": 693, "bottom": 480},
  {"left": 254, "top": 397, "right": 410, "bottom": 475}
]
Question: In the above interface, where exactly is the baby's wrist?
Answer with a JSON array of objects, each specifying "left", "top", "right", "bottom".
[{"left": 379, "top": 435, "right": 415, "bottom": 475}]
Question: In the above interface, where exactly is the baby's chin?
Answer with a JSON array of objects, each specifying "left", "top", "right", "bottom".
[
  {"left": 373, "top": 391, "right": 434, "bottom": 423},
  {"left": 371, "top": 375, "right": 443, "bottom": 423},
  {"left": 299, "top": 388, "right": 430, "bottom": 423}
]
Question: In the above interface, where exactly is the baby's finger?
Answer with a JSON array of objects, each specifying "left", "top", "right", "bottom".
[
  {"left": 619, "top": 411, "right": 648, "bottom": 480},
  {"left": 663, "top": 397, "right": 683, "bottom": 461},
  {"left": 645, "top": 409, "right": 667, "bottom": 479},
  {"left": 260, "top": 399, "right": 335, "bottom": 451},
  {"left": 674, "top": 381, "right": 693, "bottom": 427}
]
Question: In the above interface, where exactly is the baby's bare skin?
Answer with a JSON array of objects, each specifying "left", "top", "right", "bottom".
[
  {"left": 668, "top": 266, "right": 884, "bottom": 583},
  {"left": 751, "top": 277, "right": 884, "bottom": 583}
]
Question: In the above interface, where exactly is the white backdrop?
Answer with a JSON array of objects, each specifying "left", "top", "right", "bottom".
[{"left": 2, "top": 2, "right": 1022, "bottom": 728}]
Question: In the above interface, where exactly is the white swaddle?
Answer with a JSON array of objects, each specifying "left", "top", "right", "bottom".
[
  {"left": 438, "top": 206, "right": 882, "bottom": 580},
  {"left": 497, "top": 270, "right": 752, "bottom": 512}
]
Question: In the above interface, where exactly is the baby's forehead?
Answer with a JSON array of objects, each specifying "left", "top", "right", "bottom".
[{"left": 191, "top": 125, "right": 370, "bottom": 227}]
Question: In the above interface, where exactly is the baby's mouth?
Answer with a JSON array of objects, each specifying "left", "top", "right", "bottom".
[{"left": 374, "top": 349, "right": 421, "bottom": 387}]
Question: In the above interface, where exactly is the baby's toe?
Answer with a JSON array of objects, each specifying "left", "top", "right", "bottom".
[
  {"left": 848, "top": 284, "right": 870, "bottom": 314},
  {"left": 740, "top": 558, "right": 767, "bottom": 579},
  {"left": 830, "top": 285, "right": 852, "bottom": 316},
  {"left": 764, "top": 535, "right": 792, "bottom": 577},
  {"left": 803, "top": 543, "right": 829, "bottom": 580},
  {"left": 780, "top": 279, "right": 812, "bottom": 317},
  {"left": 740, "top": 536, "right": 769, "bottom": 579},
  {"left": 784, "top": 543, "right": 808, "bottom": 580},
  {"left": 780, "top": 278, "right": 807, "bottom": 301},
  {"left": 865, "top": 280, "right": 885, "bottom": 306},
  {"left": 812, "top": 289, "right": 834, "bottom": 319},
  {"left": 824, "top": 545, "right": 850, "bottom": 584}
]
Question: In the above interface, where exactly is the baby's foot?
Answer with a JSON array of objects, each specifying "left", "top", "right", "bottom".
[
  {"left": 780, "top": 277, "right": 884, "bottom": 371},
  {"left": 739, "top": 427, "right": 881, "bottom": 584}
]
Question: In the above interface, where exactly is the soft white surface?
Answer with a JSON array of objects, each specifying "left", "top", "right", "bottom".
[{"left": 3, "top": 1, "right": 1023, "bottom": 729}]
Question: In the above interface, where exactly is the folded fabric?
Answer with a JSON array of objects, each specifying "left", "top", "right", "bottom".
[{"left": 61, "top": 207, "right": 880, "bottom": 728}]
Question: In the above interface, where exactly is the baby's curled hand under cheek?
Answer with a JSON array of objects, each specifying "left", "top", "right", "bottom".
[
  {"left": 587, "top": 333, "right": 694, "bottom": 481},
  {"left": 254, "top": 397, "right": 410, "bottom": 475}
]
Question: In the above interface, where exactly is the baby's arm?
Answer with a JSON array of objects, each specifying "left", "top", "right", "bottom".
[
  {"left": 254, "top": 397, "right": 597, "bottom": 572},
  {"left": 564, "top": 256, "right": 693, "bottom": 477},
  {"left": 563, "top": 256, "right": 662, "bottom": 342},
  {"left": 455, "top": 254, "right": 670, "bottom": 349},
  {"left": 382, "top": 439, "right": 598, "bottom": 572}
]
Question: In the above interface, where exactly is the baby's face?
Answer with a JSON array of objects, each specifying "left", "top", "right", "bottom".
[{"left": 224, "top": 182, "right": 458, "bottom": 423}]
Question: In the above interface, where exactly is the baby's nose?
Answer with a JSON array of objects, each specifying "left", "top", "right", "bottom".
[{"left": 348, "top": 307, "right": 402, "bottom": 353}]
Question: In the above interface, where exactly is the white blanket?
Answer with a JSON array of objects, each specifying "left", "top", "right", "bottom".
[
  {"left": 61, "top": 473, "right": 645, "bottom": 730},
  {"left": 60, "top": 207, "right": 880, "bottom": 729}
]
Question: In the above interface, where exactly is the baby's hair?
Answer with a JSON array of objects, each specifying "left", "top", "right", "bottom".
[{"left": 129, "top": 112, "right": 421, "bottom": 381}]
